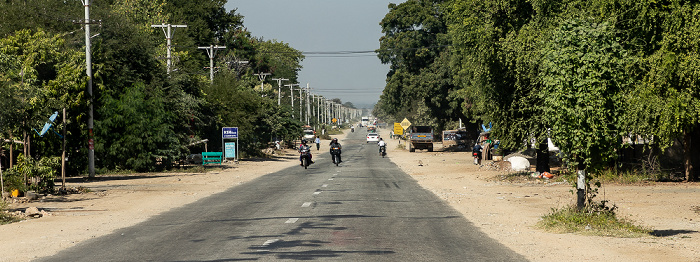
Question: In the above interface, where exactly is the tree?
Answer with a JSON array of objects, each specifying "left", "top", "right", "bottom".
[
  {"left": 539, "top": 19, "right": 633, "bottom": 207},
  {"left": 375, "top": 0, "right": 457, "bottom": 129},
  {"left": 97, "top": 83, "right": 178, "bottom": 171},
  {"left": 623, "top": 1, "right": 700, "bottom": 181}
]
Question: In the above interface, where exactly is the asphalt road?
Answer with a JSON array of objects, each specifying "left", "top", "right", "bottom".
[{"left": 40, "top": 131, "right": 527, "bottom": 261}]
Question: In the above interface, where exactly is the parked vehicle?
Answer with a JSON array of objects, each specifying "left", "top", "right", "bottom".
[{"left": 408, "top": 126, "right": 434, "bottom": 152}]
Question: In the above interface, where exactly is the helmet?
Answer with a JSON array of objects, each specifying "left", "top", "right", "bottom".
[
  {"left": 332, "top": 138, "right": 338, "bottom": 143},
  {"left": 301, "top": 140, "right": 307, "bottom": 145}
]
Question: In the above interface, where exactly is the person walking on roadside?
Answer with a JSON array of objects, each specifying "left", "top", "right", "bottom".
[{"left": 314, "top": 136, "right": 321, "bottom": 151}]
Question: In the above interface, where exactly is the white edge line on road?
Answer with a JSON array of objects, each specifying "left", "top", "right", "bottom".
[
  {"left": 285, "top": 218, "right": 299, "bottom": 224},
  {"left": 328, "top": 178, "right": 334, "bottom": 181},
  {"left": 301, "top": 202, "right": 312, "bottom": 207},
  {"left": 313, "top": 191, "right": 321, "bottom": 195},
  {"left": 322, "top": 184, "right": 328, "bottom": 187}
]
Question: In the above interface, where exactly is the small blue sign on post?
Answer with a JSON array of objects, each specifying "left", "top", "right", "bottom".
[
  {"left": 223, "top": 127, "right": 238, "bottom": 139},
  {"left": 225, "top": 142, "right": 236, "bottom": 159},
  {"left": 222, "top": 127, "right": 239, "bottom": 161}
]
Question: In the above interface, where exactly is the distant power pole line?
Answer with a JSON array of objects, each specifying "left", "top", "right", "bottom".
[
  {"left": 198, "top": 45, "right": 226, "bottom": 83},
  {"left": 271, "top": 78, "right": 288, "bottom": 106},
  {"left": 151, "top": 23, "right": 187, "bottom": 74}
]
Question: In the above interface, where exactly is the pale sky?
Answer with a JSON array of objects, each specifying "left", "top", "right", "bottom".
[{"left": 225, "top": 0, "right": 405, "bottom": 108}]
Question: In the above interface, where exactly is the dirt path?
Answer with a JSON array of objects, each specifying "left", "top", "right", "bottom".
[
  {"left": 382, "top": 128, "right": 700, "bottom": 262},
  {"left": 1, "top": 129, "right": 699, "bottom": 262}
]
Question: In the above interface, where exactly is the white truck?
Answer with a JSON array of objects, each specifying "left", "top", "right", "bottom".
[{"left": 361, "top": 117, "right": 369, "bottom": 127}]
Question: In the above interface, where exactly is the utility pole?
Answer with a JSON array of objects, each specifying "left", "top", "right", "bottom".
[
  {"left": 285, "top": 84, "right": 299, "bottom": 115},
  {"left": 299, "top": 87, "right": 303, "bottom": 121},
  {"left": 272, "top": 78, "right": 288, "bottom": 106},
  {"left": 76, "top": 0, "right": 101, "bottom": 177},
  {"left": 305, "top": 83, "right": 311, "bottom": 125},
  {"left": 254, "top": 72, "right": 271, "bottom": 94},
  {"left": 198, "top": 45, "right": 226, "bottom": 83},
  {"left": 151, "top": 23, "right": 187, "bottom": 74}
]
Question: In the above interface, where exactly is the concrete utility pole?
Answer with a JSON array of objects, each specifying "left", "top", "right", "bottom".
[
  {"left": 77, "top": 0, "right": 100, "bottom": 177},
  {"left": 299, "top": 87, "right": 303, "bottom": 121},
  {"left": 285, "top": 84, "right": 299, "bottom": 114},
  {"left": 254, "top": 72, "right": 271, "bottom": 93},
  {"left": 151, "top": 23, "right": 187, "bottom": 74},
  {"left": 272, "top": 78, "right": 288, "bottom": 106},
  {"left": 305, "top": 83, "right": 311, "bottom": 125},
  {"left": 198, "top": 45, "right": 226, "bottom": 83}
]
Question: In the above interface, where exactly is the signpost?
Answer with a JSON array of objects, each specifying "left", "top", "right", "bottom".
[
  {"left": 393, "top": 122, "right": 404, "bottom": 136},
  {"left": 225, "top": 142, "right": 236, "bottom": 159},
  {"left": 400, "top": 118, "right": 411, "bottom": 130},
  {"left": 222, "top": 127, "right": 239, "bottom": 161}
]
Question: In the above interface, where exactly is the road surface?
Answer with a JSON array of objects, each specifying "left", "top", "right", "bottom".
[{"left": 40, "top": 131, "right": 526, "bottom": 261}]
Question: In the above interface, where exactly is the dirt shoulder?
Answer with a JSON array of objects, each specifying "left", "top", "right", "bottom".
[
  {"left": 383, "top": 128, "right": 700, "bottom": 262},
  {"left": 2, "top": 129, "right": 699, "bottom": 262}
]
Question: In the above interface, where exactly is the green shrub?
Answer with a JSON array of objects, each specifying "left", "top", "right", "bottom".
[
  {"left": 0, "top": 200, "right": 21, "bottom": 225},
  {"left": 3, "top": 154, "right": 60, "bottom": 194},
  {"left": 538, "top": 205, "right": 651, "bottom": 237}
]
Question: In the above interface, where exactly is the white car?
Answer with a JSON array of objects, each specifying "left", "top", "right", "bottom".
[{"left": 366, "top": 133, "right": 380, "bottom": 143}]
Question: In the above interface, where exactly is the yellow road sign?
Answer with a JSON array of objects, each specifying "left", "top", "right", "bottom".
[
  {"left": 393, "top": 123, "right": 404, "bottom": 135},
  {"left": 332, "top": 118, "right": 337, "bottom": 123},
  {"left": 400, "top": 118, "right": 411, "bottom": 130}
]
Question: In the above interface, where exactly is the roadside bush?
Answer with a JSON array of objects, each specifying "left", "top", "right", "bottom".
[
  {"left": 0, "top": 200, "right": 21, "bottom": 225},
  {"left": 538, "top": 205, "right": 651, "bottom": 238},
  {"left": 3, "top": 154, "right": 60, "bottom": 194},
  {"left": 540, "top": 170, "right": 652, "bottom": 237}
]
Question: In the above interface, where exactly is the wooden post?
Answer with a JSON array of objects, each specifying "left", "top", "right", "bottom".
[
  {"left": 61, "top": 108, "right": 66, "bottom": 189},
  {"left": 1, "top": 161, "right": 4, "bottom": 195}
]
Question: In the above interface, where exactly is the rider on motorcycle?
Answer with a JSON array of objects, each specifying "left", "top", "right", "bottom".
[
  {"left": 472, "top": 142, "right": 483, "bottom": 165},
  {"left": 329, "top": 138, "right": 342, "bottom": 163},
  {"left": 299, "top": 140, "right": 313, "bottom": 165},
  {"left": 377, "top": 138, "right": 387, "bottom": 153}
]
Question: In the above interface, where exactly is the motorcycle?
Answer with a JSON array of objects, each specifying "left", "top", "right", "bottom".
[
  {"left": 330, "top": 146, "right": 341, "bottom": 166},
  {"left": 379, "top": 145, "right": 386, "bottom": 158},
  {"left": 351, "top": 127, "right": 354, "bottom": 132},
  {"left": 300, "top": 148, "right": 312, "bottom": 169}
]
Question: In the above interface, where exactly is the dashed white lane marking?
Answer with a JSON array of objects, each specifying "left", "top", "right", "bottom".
[
  {"left": 285, "top": 218, "right": 299, "bottom": 224},
  {"left": 328, "top": 178, "right": 334, "bottom": 181},
  {"left": 313, "top": 191, "right": 321, "bottom": 195},
  {"left": 301, "top": 202, "right": 312, "bottom": 207},
  {"left": 322, "top": 184, "right": 328, "bottom": 187},
  {"left": 257, "top": 238, "right": 281, "bottom": 251}
]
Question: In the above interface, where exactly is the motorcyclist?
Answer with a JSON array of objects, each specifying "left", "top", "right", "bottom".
[
  {"left": 377, "top": 138, "right": 387, "bottom": 153},
  {"left": 329, "top": 138, "right": 342, "bottom": 163},
  {"left": 472, "top": 142, "right": 483, "bottom": 165},
  {"left": 351, "top": 125, "right": 355, "bottom": 132},
  {"left": 299, "top": 140, "right": 313, "bottom": 165}
]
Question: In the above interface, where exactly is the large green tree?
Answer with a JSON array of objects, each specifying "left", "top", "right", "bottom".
[{"left": 375, "top": 0, "right": 458, "bottom": 129}]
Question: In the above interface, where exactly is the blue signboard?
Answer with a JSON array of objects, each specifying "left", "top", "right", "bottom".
[
  {"left": 225, "top": 142, "right": 236, "bottom": 159},
  {"left": 222, "top": 127, "right": 238, "bottom": 139}
]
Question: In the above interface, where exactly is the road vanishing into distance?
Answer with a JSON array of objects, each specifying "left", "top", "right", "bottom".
[{"left": 40, "top": 131, "right": 527, "bottom": 261}]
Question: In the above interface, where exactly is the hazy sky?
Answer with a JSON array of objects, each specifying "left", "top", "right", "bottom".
[{"left": 225, "top": 0, "right": 405, "bottom": 108}]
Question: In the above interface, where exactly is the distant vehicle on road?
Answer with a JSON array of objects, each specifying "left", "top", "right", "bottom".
[
  {"left": 366, "top": 133, "right": 380, "bottom": 143},
  {"left": 361, "top": 117, "right": 369, "bottom": 127},
  {"left": 303, "top": 129, "right": 315, "bottom": 140},
  {"left": 408, "top": 126, "right": 434, "bottom": 152}
]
